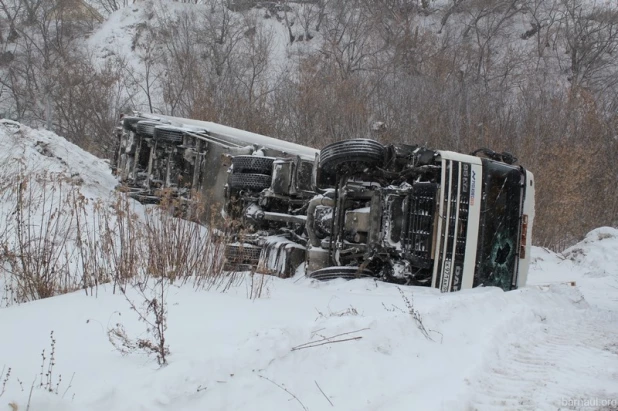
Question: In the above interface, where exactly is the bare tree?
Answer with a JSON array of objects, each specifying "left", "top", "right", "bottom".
[
  {"left": 319, "top": 0, "right": 383, "bottom": 79},
  {"left": 199, "top": 0, "right": 245, "bottom": 77},
  {"left": 124, "top": 30, "right": 164, "bottom": 114},
  {"left": 559, "top": 0, "right": 618, "bottom": 91},
  {"left": 91, "top": 0, "right": 130, "bottom": 15},
  {"left": 295, "top": 1, "right": 319, "bottom": 40},
  {"left": 234, "top": 22, "right": 274, "bottom": 106},
  {"left": 18, "top": 0, "right": 43, "bottom": 25},
  {"left": 157, "top": 8, "right": 202, "bottom": 117}
]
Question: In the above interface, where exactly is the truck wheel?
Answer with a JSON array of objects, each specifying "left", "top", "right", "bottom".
[
  {"left": 122, "top": 116, "right": 143, "bottom": 133},
  {"left": 136, "top": 120, "right": 161, "bottom": 137},
  {"left": 228, "top": 173, "right": 271, "bottom": 191},
  {"left": 153, "top": 126, "right": 184, "bottom": 144},
  {"left": 308, "top": 266, "right": 375, "bottom": 281},
  {"left": 232, "top": 155, "right": 276, "bottom": 174},
  {"left": 319, "top": 139, "right": 386, "bottom": 173}
]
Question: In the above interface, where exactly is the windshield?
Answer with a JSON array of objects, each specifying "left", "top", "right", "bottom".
[{"left": 473, "top": 159, "right": 524, "bottom": 291}]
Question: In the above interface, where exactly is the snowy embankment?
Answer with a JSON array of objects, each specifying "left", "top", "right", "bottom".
[
  {"left": 0, "top": 119, "right": 130, "bottom": 306},
  {"left": 0, "top": 119, "right": 117, "bottom": 198},
  {"left": 0, "top": 123, "right": 616, "bottom": 411}
]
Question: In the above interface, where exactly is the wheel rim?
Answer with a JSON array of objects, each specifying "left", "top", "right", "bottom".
[{"left": 308, "top": 266, "right": 375, "bottom": 281}]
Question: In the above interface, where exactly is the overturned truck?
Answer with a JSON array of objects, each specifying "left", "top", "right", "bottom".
[{"left": 115, "top": 112, "right": 535, "bottom": 292}]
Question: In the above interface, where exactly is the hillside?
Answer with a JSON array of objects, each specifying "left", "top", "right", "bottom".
[
  {"left": 0, "top": 0, "right": 615, "bottom": 248},
  {"left": 0, "top": 121, "right": 616, "bottom": 411}
]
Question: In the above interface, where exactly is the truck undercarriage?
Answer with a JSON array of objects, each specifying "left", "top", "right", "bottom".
[{"left": 114, "top": 112, "right": 535, "bottom": 292}]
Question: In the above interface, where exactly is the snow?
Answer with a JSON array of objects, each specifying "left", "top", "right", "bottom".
[
  {"left": 0, "top": 123, "right": 617, "bottom": 410},
  {"left": 149, "top": 112, "right": 319, "bottom": 159},
  {"left": 86, "top": 4, "right": 143, "bottom": 64},
  {"left": 0, "top": 120, "right": 117, "bottom": 199},
  {"left": 0, "top": 247, "right": 617, "bottom": 409},
  {"left": 0, "top": 248, "right": 616, "bottom": 410}
]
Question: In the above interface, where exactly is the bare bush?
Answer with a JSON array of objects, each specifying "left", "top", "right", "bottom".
[
  {"left": 0, "top": 169, "right": 229, "bottom": 307},
  {"left": 109, "top": 276, "right": 171, "bottom": 366},
  {"left": 74, "top": 192, "right": 144, "bottom": 294},
  {"left": 383, "top": 287, "right": 437, "bottom": 341}
]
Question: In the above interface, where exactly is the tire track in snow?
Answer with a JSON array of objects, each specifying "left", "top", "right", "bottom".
[{"left": 468, "top": 308, "right": 618, "bottom": 411}]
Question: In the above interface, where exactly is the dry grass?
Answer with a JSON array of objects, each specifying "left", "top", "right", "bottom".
[
  {"left": 0, "top": 172, "right": 229, "bottom": 308},
  {"left": 0, "top": 172, "right": 233, "bottom": 366},
  {"left": 0, "top": 172, "right": 83, "bottom": 303}
]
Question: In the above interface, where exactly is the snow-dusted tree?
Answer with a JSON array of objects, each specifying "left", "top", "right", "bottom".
[
  {"left": 90, "top": 0, "right": 130, "bottom": 15},
  {"left": 559, "top": 0, "right": 618, "bottom": 92}
]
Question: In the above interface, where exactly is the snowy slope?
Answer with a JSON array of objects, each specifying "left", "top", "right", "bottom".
[
  {"left": 85, "top": 1, "right": 317, "bottom": 114},
  {"left": 0, "top": 119, "right": 117, "bottom": 199},
  {"left": 0, "top": 120, "right": 123, "bottom": 307}
]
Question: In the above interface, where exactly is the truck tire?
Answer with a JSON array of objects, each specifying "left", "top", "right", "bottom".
[
  {"left": 228, "top": 173, "right": 271, "bottom": 191},
  {"left": 122, "top": 116, "right": 143, "bottom": 133},
  {"left": 232, "top": 155, "right": 276, "bottom": 174},
  {"left": 308, "top": 266, "right": 375, "bottom": 281},
  {"left": 154, "top": 125, "right": 184, "bottom": 144},
  {"left": 136, "top": 120, "right": 161, "bottom": 137},
  {"left": 319, "top": 139, "right": 386, "bottom": 173}
]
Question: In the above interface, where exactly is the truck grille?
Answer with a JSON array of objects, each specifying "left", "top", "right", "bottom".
[
  {"left": 403, "top": 183, "right": 438, "bottom": 268},
  {"left": 434, "top": 160, "right": 471, "bottom": 292},
  {"left": 455, "top": 197, "right": 469, "bottom": 260},
  {"left": 224, "top": 243, "right": 262, "bottom": 270}
]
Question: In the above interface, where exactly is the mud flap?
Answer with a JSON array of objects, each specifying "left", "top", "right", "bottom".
[{"left": 258, "top": 240, "right": 306, "bottom": 278}]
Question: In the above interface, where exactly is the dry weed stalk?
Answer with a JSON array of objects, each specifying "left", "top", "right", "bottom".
[
  {"left": 382, "top": 287, "right": 443, "bottom": 343},
  {"left": 0, "top": 331, "right": 73, "bottom": 410},
  {"left": 258, "top": 375, "right": 308, "bottom": 411},
  {"left": 1, "top": 366, "right": 11, "bottom": 397},
  {"left": 291, "top": 328, "right": 369, "bottom": 351},
  {"left": 108, "top": 276, "right": 170, "bottom": 366}
]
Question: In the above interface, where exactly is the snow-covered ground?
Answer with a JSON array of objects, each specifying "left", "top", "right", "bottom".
[
  {"left": 0, "top": 122, "right": 616, "bottom": 411},
  {"left": 0, "top": 240, "right": 616, "bottom": 411}
]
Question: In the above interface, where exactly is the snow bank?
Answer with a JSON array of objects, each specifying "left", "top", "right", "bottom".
[
  {"left": 0, "top": 120, "right": 121, "bottom": 306},
  {"left": 562, "top": 227, "right": 618, "bottom": 278},
  {"left": 527, "top": 227, "right": 618, "bottom": 311},
  {"left": 0, "top": 120, "right": 117, "bottom": 199}
]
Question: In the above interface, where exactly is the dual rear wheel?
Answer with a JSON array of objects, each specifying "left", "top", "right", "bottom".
[{"left": 228, "top": 155, "right": 276, "bottom": 191}]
